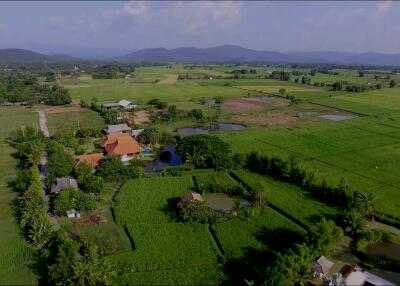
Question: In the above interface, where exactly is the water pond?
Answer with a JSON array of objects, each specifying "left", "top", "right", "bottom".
[
  {"left": 366, "top": 241, "right": 400, "bottom": 263},
  {"left": 319, "top": 114, "right": 358, "bottom": 121},
  {"left": 204, "top": 193, "right": 250, "bottom": 212},
  {"left": 177, "top": 123, "right": 246, "bottom": 135},
  {"left": 143, "top": 146, "right": 182, "bottom": 172}
]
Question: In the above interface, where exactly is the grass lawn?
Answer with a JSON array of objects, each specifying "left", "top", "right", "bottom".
[{"left": 0, "top": 107, "right": 38, "bottom": 285}]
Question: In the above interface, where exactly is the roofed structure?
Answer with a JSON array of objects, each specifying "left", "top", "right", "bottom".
[
  {"left": 75, "top": 153, "right": 104, "bottom": 168},
  {"left": 311, "top": 256, "right": 334, "bottom": 276},
  {"left": 181, "top": 192, "right": 204, "bottom": 203},
  {"left": 118, "top": 99, "right": 136, "bottom": 110},
  {"left": 103, "top": 123, "right": 132, "bottom": 134},
  {"left": 51, "top": 178, "right": 78, "bottom": 194},
  {"left": 101, "top": 133, "right": 144, "bottom": 156}
]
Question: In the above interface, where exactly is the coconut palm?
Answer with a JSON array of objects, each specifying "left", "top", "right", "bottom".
[{"left": 354, "top": 191, "right": 376, "bottom": 218}]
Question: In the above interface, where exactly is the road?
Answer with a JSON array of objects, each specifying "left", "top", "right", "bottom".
[
  {"left": 37, "top": 110, "right": 60, "bottom": 230},
  {"left": 38, "top": 111, "right": 49, "bottom": 137}
]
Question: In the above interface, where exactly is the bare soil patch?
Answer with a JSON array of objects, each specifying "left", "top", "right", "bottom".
[
  {"left": 223, "top": 96, "right": 289, "bottom": 113},
  {"left": 230, "top": 111, "right": 319, "bottom": 127},
  {"left": 134, "top": 110, "right": 151, "bottom": 124},
  {"left": 43, "top": 99, "right": 82, "bottom": 114},
  {"left": 78, "top": 215, "right": 107, "bottom": 227}
]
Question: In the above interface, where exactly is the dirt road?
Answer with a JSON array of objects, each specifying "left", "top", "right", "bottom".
[{"left": 38, "top": 111, "right": 49, "bottom": 137}]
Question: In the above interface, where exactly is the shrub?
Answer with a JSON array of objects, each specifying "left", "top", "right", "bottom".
[{"left": 178, "top": 201, "right": 215, "bottom": 224}]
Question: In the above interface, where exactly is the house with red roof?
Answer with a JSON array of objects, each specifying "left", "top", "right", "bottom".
[
  {"left": 101, "top": 133, "right": 144, "bottom": 162},
  {"left": 75, "top": 153, "right": 104, "bottom": 168}
]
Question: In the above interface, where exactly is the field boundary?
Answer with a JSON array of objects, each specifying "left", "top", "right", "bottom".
[{"left": 228, "top": 171, "right": 308, "bottom": 231}]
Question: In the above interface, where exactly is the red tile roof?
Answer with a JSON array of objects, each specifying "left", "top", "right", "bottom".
[
  {"left": 75, "top": 153, "right": 104, "bottom": 167},
  {"left": 101, "top": 133, "right": 144, "bottom": 156}
]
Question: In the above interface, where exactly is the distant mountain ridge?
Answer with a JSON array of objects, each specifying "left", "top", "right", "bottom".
[
  {"left": 0, "top": 49, "right": 82, "bottom": 63},
  {"left": 117, "top": 45, "right": 400, "bottom": 66},
  {"left": 1, "top": 45, "right": 400, "bottom": 66}
]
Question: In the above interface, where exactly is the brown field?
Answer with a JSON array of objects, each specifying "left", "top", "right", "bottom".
[
  {"left": 229, "top": 111, "right": 318, "bottom": 127},
  {"left": 43, "top": 99, "right": 82, "bottom": 113},
  {"left": 223, "top": 96, "right": 290, "bottom": 113},
  {"left": 133, "top": 110, "right": 151, "bottom": 125}
]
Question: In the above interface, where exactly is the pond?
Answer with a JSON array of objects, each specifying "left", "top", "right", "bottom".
[
  {"left": 143, "top": 146, "right": 183, "bottom": 172},
  {"left": 366, "top": 241, "right": 400, "bottom": 263},
  {"left": 319, "top": 114, "right": 358, "bottom": 121},
  {"left": 177, "top": 123, "right": 246, "bottom": 135},
  {"left": 204, "top": 193, "right": 250, "bottom": 212}
]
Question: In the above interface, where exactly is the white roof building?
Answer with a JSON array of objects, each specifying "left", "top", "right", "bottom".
[
  {"left": 311, "top": 256, "right": 334, "bottom": 277},
  {"left": 118, "top": 99, "right": 137, "bottom": 110}
]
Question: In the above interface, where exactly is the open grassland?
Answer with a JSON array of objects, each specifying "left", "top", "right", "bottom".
[
  {"left": 0, "top": 107, "right": 38, "bottom": 285},
  {"left": 108, "top": 223, "right": 221, "bottom": 272},
  {"left": 212, "top": 208, "right": 305, "bottom": 260},
  {"left": 232, "top": 170, "right": 339, "bottom": 227},
  {"left": 114, "top": 176, "right": 194, "bottom": 224},
  {"left": 71, "top": 221, "right": 132, "bottom": 255},
  {"left": 45, "top": 109, "right": 104, "bottom": 136}
]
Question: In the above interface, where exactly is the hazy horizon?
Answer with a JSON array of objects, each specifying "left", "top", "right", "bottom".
[{"left": 0, "top": 1, "right": 398, "bottom": 58}]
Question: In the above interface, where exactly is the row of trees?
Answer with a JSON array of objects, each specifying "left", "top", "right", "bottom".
[
  {"left": 92, "top": 64, "right": 134, "bottom": 79},
  {"left": 0, "top": 71, "right": 71, "bottom": 105}
]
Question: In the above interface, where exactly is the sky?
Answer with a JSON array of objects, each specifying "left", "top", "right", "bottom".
[{"left": 0, "top": 1, "right": 399, "bottom": 58}]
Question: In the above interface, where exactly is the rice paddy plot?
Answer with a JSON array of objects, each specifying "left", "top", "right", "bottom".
[
  {"left": 232, "top": 170, "right": 339, "bottom": 227},
  {"left": 212, "top": 208, "right": 305, "bottom": 260},
  {"left": 114, "top": 176, "right": 194, "bottom": 224},
  {"left": 107, "top": 223, "right": 221, "bottom": 272}
]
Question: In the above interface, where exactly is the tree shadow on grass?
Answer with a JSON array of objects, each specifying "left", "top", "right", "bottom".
[
  {"left": 221, "top": 226, "right": 306, "bottom": 285},
  {"left": 159, "top": 197, "right": 180, "bottom": 221},
  {"left": 254, "top": 226, "right": 304, "bottom": 252},
  {"left": 222, "top": 247, "right": 277, "bottom": 286}
]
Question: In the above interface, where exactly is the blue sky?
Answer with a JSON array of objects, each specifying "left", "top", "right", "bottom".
[{"left": 0, "top": 1, "right": 399, "bottom": 58}]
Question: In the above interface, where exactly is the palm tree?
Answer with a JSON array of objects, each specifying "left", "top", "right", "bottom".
[{"left": 354, "top": 191, "right": 376, "bottom": 218}]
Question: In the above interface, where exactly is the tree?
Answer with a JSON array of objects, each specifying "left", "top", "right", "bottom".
[
  {"left": 278, "top": 88, "right": 286, "bottom": 96},
  {"left": 43, "top": 85, "right": 71, "bottom": 105},
  {"left": 264, "top": 243, "right": 313, "bottom": 286},
  {"left": 96, "top": 156, "right": 125, "bottom": 181},
  {"left": 48, "top": 240, "right": 80, "bottom": 286},
  {"left": 138, "top": 128, "right": 161, "bottom": 144},
  {"left": 358, "top": 71, "right": 364, "bottom": 77},
  {"left": 389, "top": 79, "right": 397, "bottom": 88},
  {"left": 308, "top": 219, "right": 344, "bottom": 256},
  {"left": 178, "top": 201, "right": 215, "bottom": 223},
  {"left": 343, "top": 208, "right": 366, "bottom": 235},
  {"left": 188, "top": 109, "right": 204, "bottom": 122},
  {"left": 310, "top": 69, "right": 317, "bottom": 76},
  {"left": 376, "top": 83, "right": 383, "bottom": 89},
  {"left": 176, "top": 135, "right": 234, "bottom": 170},
  {"left": 332, "top": 81, "right": 343, "bottom": 91},
  {"left": 354, "top": 191, "right": 376, "bottom": 218}
]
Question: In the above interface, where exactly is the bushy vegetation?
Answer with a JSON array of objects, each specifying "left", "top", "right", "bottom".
[
  {"left": 176, "top": 135, "right": 235, "bottom": 170},
  {"left": 96, "top": 157, "right": 144, "bottom": 182},
  {"left": 17, "top": 167, "right": 55, "bottom": 247},
  {"left": 52, "top": 187, "right": 97, "bottom": 216}
]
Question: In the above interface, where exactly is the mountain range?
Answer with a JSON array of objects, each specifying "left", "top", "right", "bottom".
[{"left": 1, "top": 45, "right": 400, "bottom": 66}]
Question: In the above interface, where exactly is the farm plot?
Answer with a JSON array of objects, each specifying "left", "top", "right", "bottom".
[
  {"left": 222, "top": 96, "right": 289, "bottom": 113},
  {"left": 194, "top": 171, "right": 237, "bottom": 189},
  {"left": 107, "top": 223, "right": 221, "bottom": 272},
  {"left": 0, "top": 107, "right": 38, "bottom": 285},
  {"left": 232, "top": 170, "right": 339, "bottom": 227},
  {"left": 212, "top": 208, "right": 305, "bottom": 260},
  {"left": 70, "top": 221, "right": 132, "bottom": 255},
  {"left": 114, "top": 176, "right": 194, "bottom": 224},
  {"left": 113, "top": 265, "right": 225, "bottom": 285},
  {"left": 45, "top": 109, "right": 104, "bottom": 135}
]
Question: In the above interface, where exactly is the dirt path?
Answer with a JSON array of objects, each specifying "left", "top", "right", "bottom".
[{"left": 38, "top": 111, "right": 49, "bottom": 137}]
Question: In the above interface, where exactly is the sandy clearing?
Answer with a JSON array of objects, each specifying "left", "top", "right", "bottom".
[{"left": 134, "top": 110, "right": 151, "bottom": 125}]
